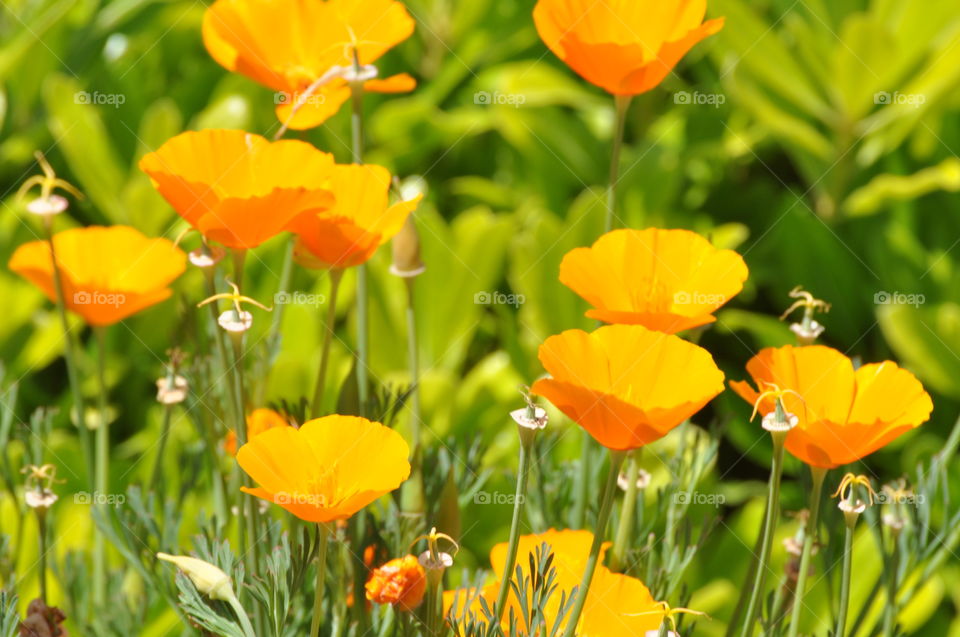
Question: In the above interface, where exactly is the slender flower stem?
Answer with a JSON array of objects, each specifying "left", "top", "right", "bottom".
[
  {"left": 605, "top": 94, "right": 632, "bottom": 233},
  {"left": 610, "top": 450, "right": 640, "bottom": 572},
  {"left": 93, "top": 326, "right": 110, "bottom": 607},
  {"left": 37, "top": 512, "right": 48, "bottom": 604},
  {"left": 561, "top": 449, "right": 627, "bottom": 637},
  {"left": 740, "top": 432, "right": 786, "bottom": 637},
  {"left": 348, "top": 71, "right": 370, "bottom": 416},
  {"left": 43, "top": 219, "right": 93, "bottom": 488},
  {"left": 311, "top": 269, "right": 344, "bottom": 418},
  {"left": 149, "top": 404, "right": 174, "bottom": 496},
  {"left": 310, "top": 523, "right": 331, "bottom": 637},
  {"left": 787, "top": 466, "right": 827, "bottom": 637},
  {"left": 493, "top": 438, "right": 533, "bottom": 621},
  {"left": 227, "top": 594, "right": 257, "bottom": 637},
  {"left": 400, "top": 279, "right": 425, "bottom": 515},
  {"left": 882, "top": 531, "right": 900, "bottom": 637},
  {"left": 836, "top": 524, "right": 855, "bottom": 637}
]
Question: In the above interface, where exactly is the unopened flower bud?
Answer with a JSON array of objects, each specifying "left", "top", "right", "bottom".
[{"left": 157, "top": 553, "right": 236, "bottom": 602}]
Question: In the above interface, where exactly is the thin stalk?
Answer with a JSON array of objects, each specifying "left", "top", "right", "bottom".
[
  {"left": 836, "top": 525, "right": 854, "bottom": 637},
  {"left": 149, "top": 404, "right": 174, "bottom": 496},
  {"left": 882, "top": 532, "right": 900, "bottom": 636},
  {"left": 37, "top": 512, "right": 48, "bottom": 604},
  {"left": 93, "top": 326, "right": 110, "bottom": 607},
  {"left": 310, "top": 523, "right": 331, "bottom": 637},
  {"left": 571, "top": 434, "right": 591, "bottom": 528},
  {"left": 311, "top": 269, "right": 344, "bottom": 418},
  {"left": 605, "top": 94, "right": 632, "bottom": 233},
  {"left": 43, "top": 219, "right": 93, "bottom": 488},
  {"left": 561, "top": 449, "right": 627, "bottom": 637},
  {"left": 493, "top": 439, "right": 533, "bottom": 621},
  {"left": 231, "top": 334, "right": 259, "bottom": 582},
  {"left": 740, "top": 432, "right": 786, "bottom": 637},
  {"left": 227, "top": 594, "right": 257, "bottom": 637},
  {"left": 400, "top": 279, "right": 425, "bottom": 515},
  {"left": 787, "top": 466, "right": 827, "bottom": 637},
  {"left": 348, "top": 73, "right": 370, "bottom": 416},
  {"left": 610, "top": 450, "right": 640, "bottom": 572}
]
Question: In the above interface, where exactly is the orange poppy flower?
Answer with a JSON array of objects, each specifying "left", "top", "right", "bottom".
[
  {"left": 533, "top": 0, "right": 724, "bottom": 96},
  {"left": 236, "top": 414, "right": 410, "bottom": 522},
  {"left": 223, "top": 408, "right": 292, "bottom": 456},
  {"left": 8, "top": 225, "right": 186, "bottom": 326},
  {"left": 139, "top": 129, "right": 336, "bottom": 250},
  {"left": 730, "top": 345, "right": 933, "bottom": 469},
  {"left": 290, "top": 163, "right": 422, "bottom": 269},
  {"left": 365, "top": 554, "right": 427, "bottom": 611},
  {"left": 444, "top": 529, "right": 664, "bottom": 636},
  {"left": 531, "top": 324, "right": 724, "bottom": 450},
  {"left": 203, "top": 0, "right": 416, "bottom": 130},
  {"left": 560, "top": 228, "right": 748, "bottom": 334}
]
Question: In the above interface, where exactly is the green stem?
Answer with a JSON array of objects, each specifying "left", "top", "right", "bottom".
[
  {"left": 571, "top": 433, "right": 591, "bottom": 529},
  {"left": 787, "top": 466, "right": 827, "bottom": 637},
  {"left": 93, "top": 326, "right": 110, "bottom": 607},
  {"left": 310, "top": 523, "right": 331, "bottom": 637},
  {"left": 43, "top": 219, "right": 93, "bottom": 489},
  {"left": 882, "top": 531, "right": 900, "bottom": 636},
  {"left": 349, "top": 76, "right": 370, "bottom": 417},
  {"left": 836, "top": 524, "right": 855, "bottom": 637},
  {"left": 37, "top": 512, "right": 47, "bottom": 604},
  {"left": 740, "top": 432, "right": 786, "bottom": 637},
  {"left": 149, "top": 404, "right": 174, "bottom": 496},
  {"left": 493, "top": 439, "right": 533, "bottom": 621},
  {"left": 604, "top": 94, "right": 632, "bottom": 233},
  {"left": 400, "top": 280, "right": 425, "bottom": 515},
  {"left": 561, "top": 449, "right": 627, "bottom": 637},
  {"left": 261, "top": 238, "right": 295, "bottom": 402},
  {"left": 610, "top": 450, "right": 639, "bottom": 572},
  {"left": 227, "top": 594, "right": 257, "bottom": 637},
  {"left": 311, "top": 269, "right": 344, "bottom": 418}
]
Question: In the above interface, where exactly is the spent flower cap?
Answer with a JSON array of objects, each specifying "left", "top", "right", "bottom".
[{"left": 18, "top": 151, "right": 83, "bottom": 218}]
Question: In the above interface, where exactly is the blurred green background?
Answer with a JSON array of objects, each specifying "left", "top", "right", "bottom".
[{"left": 2, "top": 0, "right": 960, "bottom": 634}]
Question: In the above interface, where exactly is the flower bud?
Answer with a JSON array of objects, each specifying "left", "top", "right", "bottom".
[
  {"left": 157, "top": 553, "right": 236, "bottom": 602},
  {"left": 365, "top": 555, "right": 427, "bottom": 611}
]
